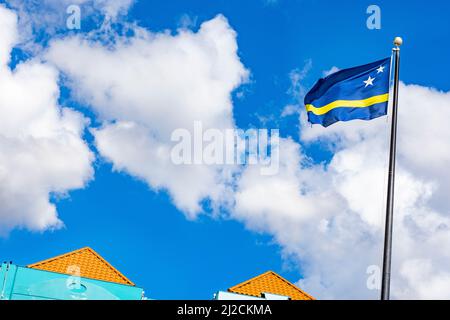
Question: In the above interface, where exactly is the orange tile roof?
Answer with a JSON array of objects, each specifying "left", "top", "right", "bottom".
[
  {"left": 27, "top": 247, "right": 135, "bottom": 286},
  {"left": 228, "top": 271, "right": 314, "bottom": 300}
]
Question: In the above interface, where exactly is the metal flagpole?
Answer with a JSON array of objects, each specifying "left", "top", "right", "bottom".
[{"left": 381, "top": 36, "right": 402, "bottom": 300}]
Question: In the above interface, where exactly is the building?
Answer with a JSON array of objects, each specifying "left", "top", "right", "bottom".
[
  {"left": 1, "top": 248, "right": 313, "bottom": 300},
  {"left": 0, "top": 247, "right": 143, "bottom": 300},
  {"left": 214, "top": 271, "right": 314, "bottom": 300}
]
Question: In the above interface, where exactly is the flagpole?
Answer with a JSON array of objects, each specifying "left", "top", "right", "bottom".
[{"left": 381, "top": 36, "right": 402, "bottom": 300}]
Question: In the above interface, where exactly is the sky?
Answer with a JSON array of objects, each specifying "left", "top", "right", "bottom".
[{"left": 0, "top": 0, "right": 450, "bottom": 300}]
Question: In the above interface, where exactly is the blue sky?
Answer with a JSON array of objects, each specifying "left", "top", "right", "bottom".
[{"left": 1, "top": 0, "right": 450, "bottom": 299}]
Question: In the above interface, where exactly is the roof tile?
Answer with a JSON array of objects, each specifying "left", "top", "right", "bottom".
[
  {"left": 228, "top": 271, "right": 314, "bottom": 300},
  {"left": 27, "top": 247, "right": 135, "bottom": 286}
]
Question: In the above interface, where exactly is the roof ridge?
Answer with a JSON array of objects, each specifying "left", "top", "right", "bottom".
[
  {"left": 268, "top": 271, "right": 315, "bottom": 300},
  {"left": 83, "top": 247, "right": 135, "bottom": 286},
  {"left": 227, "top": 270, "right": 276, "bottom": 293},
  {"left": 228, "top": 270, "right": 314, "bottom": 300},
  {"left": 27, "top": 247, "right": 90, "bottom": 268},
  {"left": 27, "top": 247, "right": 135, "bottom": 286}
]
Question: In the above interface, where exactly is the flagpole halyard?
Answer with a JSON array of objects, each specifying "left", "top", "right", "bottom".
[{"left": 381, "top": 37, "right": 402, "bottom": 300}]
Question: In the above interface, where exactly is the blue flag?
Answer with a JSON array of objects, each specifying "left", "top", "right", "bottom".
[{"left": 304, "top": 57, "right": 391, "bottom": 127}]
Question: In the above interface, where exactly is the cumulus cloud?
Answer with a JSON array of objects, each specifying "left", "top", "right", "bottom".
[
  {"left": 5, "top": 0, "right": 449, "bottom": 299},
  {"left": 0, "top": 5, "right": 94, "bottom": 234},
  {"left": 233, "top": 137, "right": 383, "bottom": 298},
  {"left": 43, "top": 6, "right": 450, "bottom": 298},
  {"left": 232, "top": 80, "right": 450, "bottom": 299},
  {"left": 46, "top": 14, "right": 249, "bottom": 217},
  {"left": 5, "top": 0, "right": 134, "bottom": 51},
  {"left": 281, "top": 60, "right": 312, "bottom": 117}
]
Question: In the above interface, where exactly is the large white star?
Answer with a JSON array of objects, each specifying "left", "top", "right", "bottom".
[
  {"left": 377, "top": 65, "right": 385, "bottom": 73},
  {"left": 364, "top": 76, "right": 375, "bottom": 87}
]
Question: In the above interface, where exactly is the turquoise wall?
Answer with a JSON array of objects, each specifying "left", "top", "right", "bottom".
[{"left": 0, "top": 263, "right": 143, "bottom": 300}]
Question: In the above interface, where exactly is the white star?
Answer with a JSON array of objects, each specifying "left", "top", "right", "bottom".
[
  {"left": 377, "top": 65, "right": 385, "bottom": 73},
  {"left": 364, "top": 76, "right": 375, "bottom": 87}
]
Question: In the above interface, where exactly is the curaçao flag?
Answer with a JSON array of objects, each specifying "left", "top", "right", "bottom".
[{"left": 304, "top": 57, "right": 391, "bottom": 127}]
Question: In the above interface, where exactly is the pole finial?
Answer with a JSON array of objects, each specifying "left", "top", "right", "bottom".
[{"left": 394, "top": 37, "right": 403, "bottom": 47}]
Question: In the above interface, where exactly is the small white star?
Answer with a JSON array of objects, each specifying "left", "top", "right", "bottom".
[
  {"left": 364, "top": 76, "right": 375, "bottom": 87},
  {"left": 377, "top": 65, "right": 385, "bottom": 73}
]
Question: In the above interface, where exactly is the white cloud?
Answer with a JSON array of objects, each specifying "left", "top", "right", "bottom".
[
  {"left": 0, "top": 4, "right": 17, "bottom": 66},
  {"left": 44, "top": 7, "right": 450, "bottom": 298},
  {"left": 232, "top": 80, "right": 450, "bottom": 299},
  {"left": 281, "top": 104, "right": 299, "bottom": 117},
  {"left": 288, "top": 60, "right": 312, "bottom": 102},
  {"left": 177, "top": 14, "right": 198, "bottom": 30},
  {"left": 0, "top": 5, "right": 94, "bottom": 234},
  {"left": 92, "top": 121, "right": 236, "bottom": 217},
  {"left": 399, "top": 259, "right": 450, "bottom": 299},
  {"left": 5, "top": 0, "right": 450, "bottom": 299},
  {"left": 233, "top": 137, "right": 382, "bottom": 299},
  {"left": 280, "top": 60, "right": 312, "bottom": 117},
  {"left": 46, "top": 14, "right": 249, "bottom": 217},
  {"left": 323, "top": 66, "right": 340, "bottom": 77},
  {"left": 6, "top": 0, "right": 134, "bottom": 51},
  {"left": 93, "top": 0, "right": 133, "bottom": 20}
]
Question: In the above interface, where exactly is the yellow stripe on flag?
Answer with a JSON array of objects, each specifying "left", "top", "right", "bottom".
[{"left": 305, "top": 93, "right": 389, "bottom": 116}]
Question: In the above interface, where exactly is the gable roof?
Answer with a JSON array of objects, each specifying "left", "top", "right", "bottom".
[
  {"left": 27, "top": 247, "right": 135, "bottom": 286},
  {"left": 228, "top": 271, "right": 314, "bottom": 300}
]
